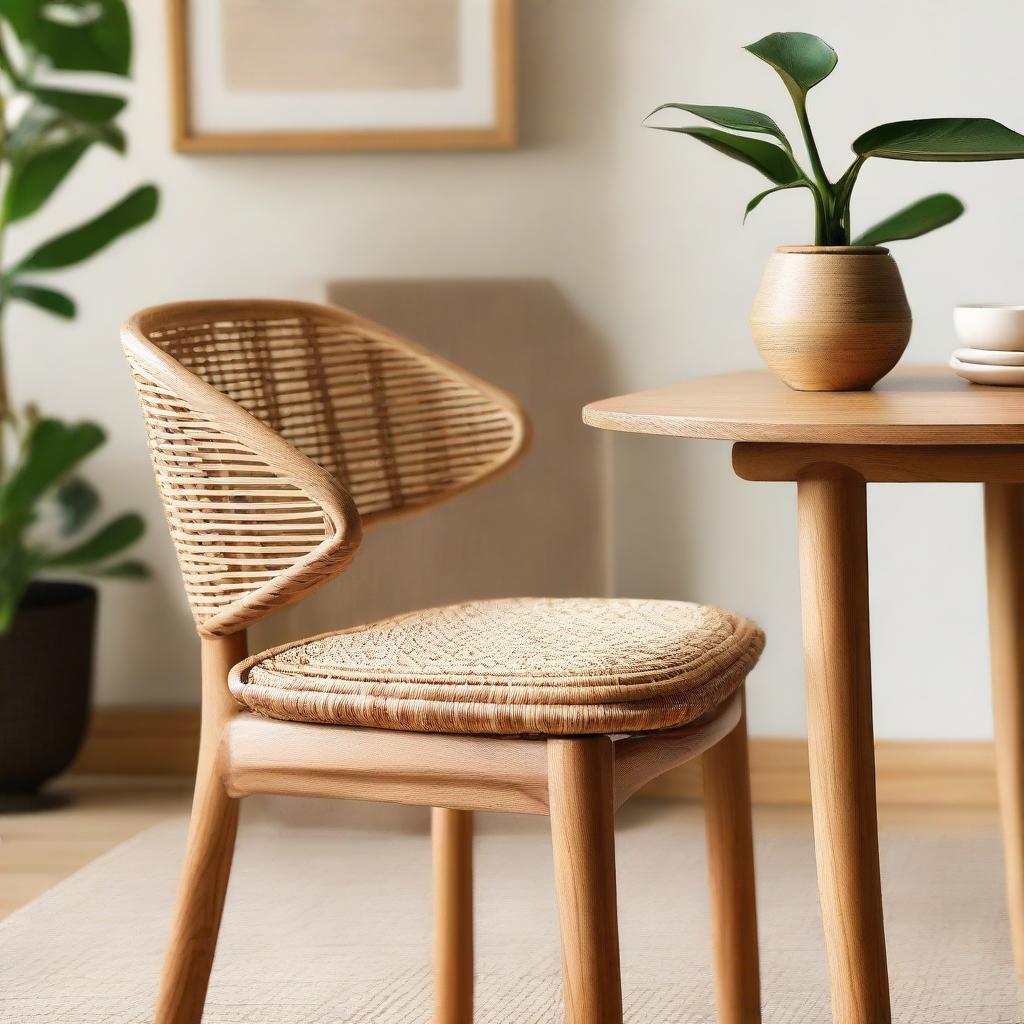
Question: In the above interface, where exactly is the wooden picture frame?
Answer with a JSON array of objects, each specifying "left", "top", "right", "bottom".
[{"left": 167, "top": 0, "right": 517, "bottom": 153}]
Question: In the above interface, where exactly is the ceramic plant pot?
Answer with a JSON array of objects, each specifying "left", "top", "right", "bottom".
[
  {"left": 750, "top": 245, "right": 912, "bottom": 392},
  {"left": 0, "top": 581, "right": 97, "bottom": 808}
]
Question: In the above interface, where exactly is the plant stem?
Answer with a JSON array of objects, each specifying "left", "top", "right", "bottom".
[
  {"left": 811, "top": 185, "right": 827, "bottom": 245},
  {"left": 794, "top": 96, "right": 837, "bottom": 243},
  {"left": 833, "top": 157, "right": 866, "bottom": 247}
]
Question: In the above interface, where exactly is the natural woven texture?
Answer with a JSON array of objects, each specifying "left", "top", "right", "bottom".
[
  {"left": 126, "top": 355, "right": 357, "bottom": 634},
  {"left": 230, "top": 597, "right": 765, "bottom": 735},
  {"left": 122, "top": 300, "right": 526, "bottom": 635}
]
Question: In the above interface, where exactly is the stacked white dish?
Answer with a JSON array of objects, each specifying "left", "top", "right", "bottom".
[{"left": 952, "top": 305, "right": 1024, "bottom": 385}]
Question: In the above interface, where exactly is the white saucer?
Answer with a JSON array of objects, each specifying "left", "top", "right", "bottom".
[
  {"left": 953, "top": 347, "right": 1024, "bottom": 367},
  {"left": 950, "top": 355, "right": 1024, "bottom": 385}
]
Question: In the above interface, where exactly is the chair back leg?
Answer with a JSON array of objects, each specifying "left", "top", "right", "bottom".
[
  {"left": 701, "top": 688, "right": 761, "bottom": 1024},
  {"left": 548, "top": 737, "right": 623, "bottom": 1024},
  {"left": 154, "top": 634, "right": 245, "bottom": 1024},
  {"left": 433, "top": 807, "right": 474, "bottom": 1024}
]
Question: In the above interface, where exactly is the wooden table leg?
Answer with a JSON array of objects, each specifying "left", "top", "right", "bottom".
[
  {"left": 797, "top": 464, "right": 891, "bottom": 1024},
  {"left": 984, "top": 482, "right": 1024, "bottom": 979}
]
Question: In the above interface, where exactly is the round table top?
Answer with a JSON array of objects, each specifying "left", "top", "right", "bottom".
[{"left": 582, "top": 365, "right": 1024, "bottom": 446}]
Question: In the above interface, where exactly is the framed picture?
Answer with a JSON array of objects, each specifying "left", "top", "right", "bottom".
[{"left": 167, "top": 0, "right": 517, "bottom": 153}]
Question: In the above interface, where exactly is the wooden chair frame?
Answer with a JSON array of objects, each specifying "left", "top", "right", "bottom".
[{"left": 122, "top": 301, "right": 760, "bottom": 1024}]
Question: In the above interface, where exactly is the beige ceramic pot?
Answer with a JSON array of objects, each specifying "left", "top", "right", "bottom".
[{"left": 750, "top": 245, "right": 912, "bottom": 391}]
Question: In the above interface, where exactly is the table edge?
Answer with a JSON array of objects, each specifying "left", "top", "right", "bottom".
[{"left": 582, "top": 405, "right": 1024, "bottom": 446}]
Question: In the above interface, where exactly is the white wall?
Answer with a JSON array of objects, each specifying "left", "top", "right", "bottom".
[{"left": 13, "top": 0, "right": 1023, "bottom": 739}]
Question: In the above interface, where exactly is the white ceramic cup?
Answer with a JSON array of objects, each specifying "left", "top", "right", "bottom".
[{"left": 954, "top": 305, "right": 1024, "bottom": 351}]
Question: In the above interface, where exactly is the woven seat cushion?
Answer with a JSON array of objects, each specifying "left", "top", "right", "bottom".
[
  {"left": 230, "top": 598, "right": 761, "bottom": 737},
  {"left": 229, "top": 598, "right": 764, "bottom": 736}
]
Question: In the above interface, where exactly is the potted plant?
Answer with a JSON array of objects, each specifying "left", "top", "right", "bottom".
[
  {"left": 0, "top": 0, "right": 158, "bottom": 808},
  {"left": 649, "top": 31, "right": 1024, "bottom": 391}
]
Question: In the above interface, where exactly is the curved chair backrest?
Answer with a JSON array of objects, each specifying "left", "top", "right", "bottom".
[{"left": 122, "top": 300, "right": 529, "bottom": 637}]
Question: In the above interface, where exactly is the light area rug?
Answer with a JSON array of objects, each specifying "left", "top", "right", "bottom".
[{"left": 0, "top": 798, "right": 1020, "bottom": 1023}]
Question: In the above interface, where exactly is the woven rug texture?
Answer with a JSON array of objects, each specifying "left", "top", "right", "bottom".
[{"left": 0, "top": 800, "right": 1020, "bottom": 1023}]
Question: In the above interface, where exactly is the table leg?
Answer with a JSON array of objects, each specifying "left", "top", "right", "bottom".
[
  {"left": 984, "top": 482, "right": 1024, "bottom": 979},
  {"left": 797, "top": 464, "right": 891, "bottom": 1024}
]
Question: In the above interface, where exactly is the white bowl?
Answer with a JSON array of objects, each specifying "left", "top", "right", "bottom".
[
  {"left": 954, "top": 305, "right": 1024, "bottom": 351},
  {"left": 953, "top": 346, "right": 1024, "bottom": 367}
]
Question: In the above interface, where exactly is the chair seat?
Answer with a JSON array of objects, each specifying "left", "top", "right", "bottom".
[{"left": 229, "top": 597, "right": 764, "bottom": 736}]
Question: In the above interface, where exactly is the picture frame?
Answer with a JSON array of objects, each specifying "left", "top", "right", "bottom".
[{"left": 166, "top": 0, "right": 517, "bottom": 153}]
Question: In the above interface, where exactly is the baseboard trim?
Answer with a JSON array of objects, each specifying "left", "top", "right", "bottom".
[
  {"left": 72, "top": 707, "right": 201, "bottom": 776},
  {"left": 645, "top": 737, "right": 998, "bottom": 807},
  {"left": 73, "top": 708, "right": 998, "bottom": 806}
]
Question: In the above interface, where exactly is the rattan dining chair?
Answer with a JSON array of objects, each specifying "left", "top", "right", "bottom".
[{"left": 122, "top": 299, "right": 765, "bottom": 1024}]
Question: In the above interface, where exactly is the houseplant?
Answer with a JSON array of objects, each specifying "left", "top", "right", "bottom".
[
  {"left": 0, "top": 0, "right": 158, "bottom": 805},
  {"left": 650, "top": 31, "right": 1024, "bottom": 390}
]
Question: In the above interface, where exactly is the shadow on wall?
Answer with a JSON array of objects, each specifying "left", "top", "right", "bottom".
[{"left": 255, "top": 279, "right": 614, "bottom": 650}]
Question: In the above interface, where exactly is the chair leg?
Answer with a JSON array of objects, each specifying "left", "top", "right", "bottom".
[
  {"left": 548, "top": 737, "right": 623, "bottom": 1024},
  {"left": 702, "top": 689, "right": 761, "bottom": 1024},
  {"left": 154, "top": 635, "right": 245, "bottom": 1024},
  {"left": 433, "top": 807, "right": 474, "bottom": 1024}
]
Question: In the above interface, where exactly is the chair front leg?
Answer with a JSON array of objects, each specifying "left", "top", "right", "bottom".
[
  {"left": 154, "top": 634, "right": 245, "bottom": 1024},
  {"left": 155, "top": 769, "right": 240, "bottom": 1024},
  {"left": 433, "top": 807, "right": 474, "bottom": 1024},
  {"left": 548, "top": 736, "right": 623, "bottom": 1024},
  {"left": 701, "top": 688, "right": 761, "bottom": 1024}
]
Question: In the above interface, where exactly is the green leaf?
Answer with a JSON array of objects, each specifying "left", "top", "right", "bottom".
[
  {"left": 853, "top": 193, "right": 965, "bottom": 245},
  {"left": 646, "top": 103, "right": 793, "bottom": 150},
  {"left": 834, "top": 157, "right": 866, "bottom": 209},
  {"left": 853, "top": 119, "right": 1024, "bottom": 161},
  {"left": 13, "top": 185, "right": 159, "bottom": 274},
  {"left": 3, "top": 0, "right": 131, "bottom": 76},
  {"left": 4, "top": 139, "right": 92, "bottom": 223},
  {"left": 744, "top": 180, "right": 815, "bottom": 222},
  {"left": 88, "top": 558, "right": 149, "bottom": 579},
  {"left": 56, "top": 477, "right": 100, "bottom": 535},
  {"left": 744, "top": 32, "right": 837, "bottom": 100},
  {"left": 28, "top": 87, "right": 126, "bottom": 123},
  {"left": 7, "top": 283, "right": 76, "bottom": 318},
  {"left": 0, "top": 419, "right": 105, "bottom": 523},
  {"left": 651, "top": 126, "right": 802, "bottom": 185},
  {"left": 0, "top": 545, "right": 44, "bottom": 634},
  {"left": 45, "top": 513, "right": 144, "bottom": 569},
  {"left": 94, "top": 122, "right": 127, "bottom": 155}
]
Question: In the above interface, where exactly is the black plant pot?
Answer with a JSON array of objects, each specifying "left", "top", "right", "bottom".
[{"left": 0, "top": 581, "right": 97, "bottom": 808}]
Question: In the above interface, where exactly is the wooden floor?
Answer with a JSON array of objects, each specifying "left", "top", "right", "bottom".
[
  {"left": 0, "top": 776, "right": 192, "bottom": 920},
  {"left": 0, "top": 777, "right": 1002, "bottom": 923}
]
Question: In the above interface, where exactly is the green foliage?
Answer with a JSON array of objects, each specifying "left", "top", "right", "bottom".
[
  {"left": 649, "top": 125, "right": 802, "bottom": 185},
  {"left": 854, "top": 193, "right": 965, "bottom": 246},
  {"left": 2, "top": 0, "right": 131, "bottom": 76},
  {"left": 648, "top": 31, "right": 1024, "bottom": 245},
  {"left": 6, "top": 282, "right": 75, "bottom": 318},
  {"left": 743, "top": 32, "right": 838, "bottom": 99},
  {"left": 56, "top": 478, "right": 99, "bottom": 534},
  {"left": 0, "top": 0, "right": 154, "bottom": 633},
  {"left": 13, "top": 185, "right": 159, "bottom": 272},
  {"left": 647, "top": 103, "right": 793, "bottom": 150},
  {"left": 853, "top": 119, "right": 1024, "bottom": 161},
  {"left": 0, "top": 418, "right": 149, "bottom": 631}
]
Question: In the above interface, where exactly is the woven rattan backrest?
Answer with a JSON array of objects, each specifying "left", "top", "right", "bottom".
[{"left": 122, "top": 300, "right": 529, "bottom": 637}]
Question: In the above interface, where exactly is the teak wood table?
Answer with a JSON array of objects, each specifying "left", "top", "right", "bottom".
[{"left": 584, "top": 365, "right": 1024, "bottom": 1023}]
